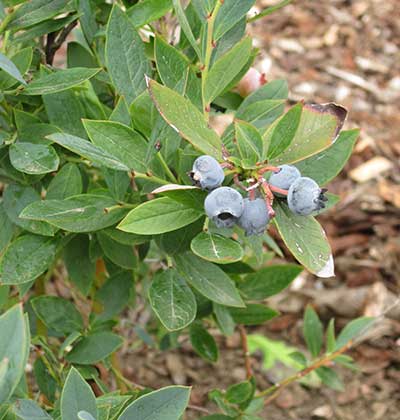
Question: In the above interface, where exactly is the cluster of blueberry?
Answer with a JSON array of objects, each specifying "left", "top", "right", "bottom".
[{"left": 189, "top": 155, "right": 328, "bottom": 236}]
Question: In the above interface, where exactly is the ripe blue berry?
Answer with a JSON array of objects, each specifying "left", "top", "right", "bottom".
[
  {"left": 268, "top": 165, "right": 301, "bottom": 191},
  {"left": 190, "top": 155, "right": 225, "bottom": 190},
  {"left": 204, "top": 186, "right": 244, "bottom": 228},
  {"left": 287, "top": 177, "right": 328, "bottom": 216},
  {"left": 238, "top": 198, "right": 269, "bottom": 236}
]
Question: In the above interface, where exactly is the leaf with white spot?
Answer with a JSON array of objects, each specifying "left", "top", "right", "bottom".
[{"left": 149, "top": 269, "right": 196, "bottom": 331}]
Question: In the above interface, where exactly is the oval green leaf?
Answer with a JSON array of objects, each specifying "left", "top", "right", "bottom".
[
  {"left": 66, "top": 332, "right": 123, "bottom": 364},
  {"left": 273, "top": 201, "right": 334, "bottom": 277},
  {"left": 118, "top": 386, "right": 190, "bottom": 420},
  {"left": 149, "top": 269, "right": 196, "bottom": 331},
  {"left": 23, "top": 67, "right": 101, "bottom": 95},
  {"left": 10, "top": 142, "right": 59, "bottom": 175},
  {"left": 148, "top": 78, "right": 222, "bottom": 158},
  {"left": 0, "top": 234, "right": 58, "bottom": 285},
  {"left": 0, "top": 305, "right": 30, "bottom": 404},
  {"left": 191, "top": 232, "right": 244, "bottom": 264},
  {"left": 175, "top": 252, "right": 245, "bottom": 308},
  {"left": 60, "top": 367, "right": 97, "bottom": 420},
  {"left": 118, "top": 197, "right": 203, "bottom": 235}
]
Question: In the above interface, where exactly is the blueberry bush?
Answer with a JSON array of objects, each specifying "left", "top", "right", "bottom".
[{"left": 0, "top": 0, "right": 373, "bottom": 418}]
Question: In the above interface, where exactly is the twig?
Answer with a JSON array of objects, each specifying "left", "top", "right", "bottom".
[
  {"left": 257, "top": 339, "right": 354, "bottom": 405},
  {"left": 187, "top": 404, "right": 211, "bottom": 415},
  {"left": 238, "top": 325, "right": 253, "bottom": 379},
  {"left": 45, "top": 19, "right": 78, "bottom": 64}
]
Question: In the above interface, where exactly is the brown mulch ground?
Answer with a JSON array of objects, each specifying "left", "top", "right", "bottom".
[{"left": 119, "top": 1, "right": 400, "bottom": 419}]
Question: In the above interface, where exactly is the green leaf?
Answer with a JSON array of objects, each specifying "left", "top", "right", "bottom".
[
  {"left": 190, "top": 323, "right": 219, "bottom": 362},
  {"left": 267, "top": 103, "right": 303, "bottom": 159},
  {"left": 213, "top": 303, "right": 235, "bottom": 336},
  {"left": 156, "top": 217, "right": 204, "bottom": 255},
  {"left": 247, "top": 335, "right": 303, "bottom": 371},
  {"left": 97, "top": 232, "right": 137, "bottom": 269},
  {"left": 229, "top": 304, "right": 278, "bottom": 325},
  {"left": 267, "top": 103, "right": 348, "bottom": 164},
  {"left": 33, "top": 358, "right": 57, "bottom": 402},
  {"left": 9, "top": 142, "right": 59, "bottom": 175},
  {"left": 3, "top": 185, "right": 56, "bottom": 237},
  {"left": 295, "top": 129, "right": 360, "bottom": 185},
  {"left": 315, "top": 367, "right": 344, "bottom": 391},
  {"left": 0, "top": 305, "right": 30, "bottom": 404},
  {"left": 0, "top": 203, "right": 15, "bottom": 254},
  {"left": 78, "top": 0, "right": 97, "bottom": 44},
  {"left": 43, "top": 89, "right": 87, "bottom": 138},
  {"left": 64, "top": 234, "right": 95, "bottom": 296},
  {"left": 0, "top": 47, "right": 32, "bottom": 89},
  {"left": 190, "top": 232, "right": 244, "bottom": 264},
  {"left": 303, "top": 305, "right": 323, "bottom": 358},
  {"left": 335, "top": 317, "right": 374, "bottom": 350},
  {"left": 60, "top": 367, "right": 97, "bottom": 420},
  {"left": 0, "top": 51, "right": 26, "bottom": 86},
  {"left": 172, "top": 0, "right": 201, "bottom": 59},
  {"left": 0, "top": 234, "right": 57, "bottom": 285},
  {"left": 6, "top": 0, "right": 71, "bottom": 31},
  {"left": 155, "top": 36, "right": 189, "bottom": 90},
  {"left": 47, "top": 132, "right": 129, "bottom": 171},
  {"left": 14, "top": 13, "right": 79, "bottom": 44},
  {"left": 226, "top": 381, "right": 253, "bottom": 404},
  {"left": 118, "top": 386, "right": 190, "bottom": 420},
  {"left": 47, "top": 163, "right": 82, "bottom": 200},
  {"left": 175, "top": 252, "right": 245, "bottom": 307},
  {"left": 273, "top": 201, "right": 334, "bottom": 277},
  {"left": 238, "top": 264, "right": 302, "bottom": 300},
  {"left": 213, "top": 0, "right": 255, "bottom": 40},
  {"left": 128, "top": 0, "right": 172, "bottom": 27},
  {"left": 83, "top": 119, "right": 148, "bottom": 173},
  {"left": 31, "top": 296, "right": 84, "bottom": 335},
  {"left": 66, "top": 332, "right": 123, "bottom": 364},
  {"left": 148, "top": 78, "right": 222, "bottom": 158},
  {"left": 106, "top": 5, "right": 151, "bottom": 105},
  {"left": 13, "top": 399, "right": 52, "bottom": 420},
  {"left": 326, "top": 319, "right": 336, "bottom": 353},
  {"left": 149, "top": 269, "right": 197, "bottom": 331},
  {"left": 204, "top": 37, "right": 252, "bottom": 104},
  {"left": 20, "top": 194, "right": 127, "bottom": 232},
  {"left": 234, "top": 119, "right": 263, "bottom": 165},
  {"left": 23, "top": 68, "right": 101, "bottom": 95},
  {"left": 95, "top": 271, "right": 134, "bottom": 321},
  {"left": 110, "top": 97, "right": 131, "bottom": 126},
  {"left": 102, "top": 227, "right": 151, "bottom": 246},
  {"left": 118, "top": 197, "right": 203, "bottom": 235}
]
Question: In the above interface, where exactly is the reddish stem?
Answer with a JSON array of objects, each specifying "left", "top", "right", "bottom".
[
  {"left": 269, "top": 185, "right": 289, "bottom": 196},
  {"left": 233, "top": 173, "right": 247, "bottom": 191},
  {"left": 260, "top": 178, "right": 275, "bottom": 218},
  {"left": 258, "top": 165, "right": 281, "bottom": 175}
]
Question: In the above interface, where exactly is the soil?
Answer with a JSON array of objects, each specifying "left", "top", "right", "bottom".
[{"left": 118, "top": 1, "right": 400, "bottom": 419}]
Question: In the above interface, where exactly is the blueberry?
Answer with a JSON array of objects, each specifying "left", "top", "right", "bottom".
[
  {"left": 268, "top": 165, "right": 301, "bottom": 191},
  {"left": 287, "top": 177, "right": 328, "bottom": 216},
  {"left": 204, "top": 186, "right": 244, "bottom": 228},
  {"left": 238, "top": 198, "right": 269, "bottom": 236},
  {"left": 189, "top": 155, "right": 225, "bottom": 190}
]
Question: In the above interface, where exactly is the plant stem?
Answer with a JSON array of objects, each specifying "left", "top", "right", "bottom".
[
  {"left": 238, "top": 325, "right": 253, "bottom": 380},
  {"left": 256, "top": 339, "right": 354, "bottom": 405},
  {"left": 156, "top": 152, "right": 178, "bottom": 183},
  {"left": 247, "top": 0, "right": 293, "bottom": 23},
  {"left": 201, "top": 0, "right": 223, "bottom": 119}
]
